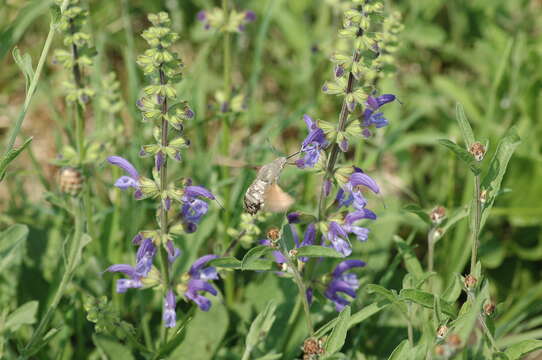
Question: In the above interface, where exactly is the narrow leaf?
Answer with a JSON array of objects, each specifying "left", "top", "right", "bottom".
[
  {"left": 504, "top": 340, "right": 542, "bottom": 359},
  {"left": 0, "top": 137, "right": 33, "bottom": 181},
  {"left": 403, "top": 204, "right": 431, "bottom": 225},
  {"left": 241, "top": 245, "right": 276, "bottom": 270},
  {"left": 296, "top": 245, "right": 344, "bottom": 259},
  {"left": 455, "top": 103, "right": 475, "bottom": 148},
  {"left": 438, "top": 139, "right": 481, "bottom": 175},
  {"left": 325, "top": 306, "right": 351, "bottom": 355},
  {"left": 4, "top": 301, "right": 39, "bottom": 332}
]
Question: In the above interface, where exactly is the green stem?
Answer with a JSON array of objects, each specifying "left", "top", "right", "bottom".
[
  {"left": 469, "top": 174, "right": 481, "bottom": 275},
  {"left": 317, "top": 52, "right": 358, "bottom": 220},
  {"left": 19, "top": 199, "right": 85, "bottom": 359},
  {"left": 222, "top": 0, "right": 231, "bottom": 102},
  {"left": 283, "top": 251, "right": 313, "bottom": 335},
  {"left": 407, "top": 303, "right": 414, "bottom": 347},
  {"left": 158, "top": 68, "right": 171, "bottom": 340},
  {"left": 4, "top": 18, "right": 57, "bottom": 153},
  {"left": 281, "top": 294, "right": 302, "bottom": 353}
]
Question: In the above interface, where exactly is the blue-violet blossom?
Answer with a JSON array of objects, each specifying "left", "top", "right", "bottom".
[
  {"left": 296, "top": 114, "right": 328, "bottom": 169},
  {"left": 184, "top": 255, "right": 219, "bottom": 311},
  {"left": 325, "top": 259, "right": 366, "bottom": 311}
]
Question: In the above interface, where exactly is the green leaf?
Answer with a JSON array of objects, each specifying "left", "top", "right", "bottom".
[
  {"left": 4, "top": 301, "right": 39, "bottom": 332},
  {"left": 434, "top": 206, "right": 469, "bottom": 244},
  {"left": 504, "top": 340, "right": 542, "bottom": 359},
  {"left": 209, "top": 256, "right": 275, "bottom": 271},
  {"left": 314, "top": 301, "right": 390, "bottom": 338},
  {"left": 480, "top": 126, "right": 521, "bottom": 231},
  {"left": 0, "top": 224, "right": 29, "bottom": 272},
  {"left": 403, "top": 204, "right": 431, "bottom": 225},
  {"left": 93, "top": 335, "right": 135, "bottom": 360},
  {"left": 242, "top": 245, "right": 277, "bottom": 270},
  {"left": 244, "top": 301, "right": 277, "bottom": 358},
  {"left": 441, "top": 274, "right": 463, "bottom": 303},
  {"left": 455, "top": 103, "right": 475, "bottom": 149},
  {"left": 394, "top": 236, "right": 424, "bottom": 282},
  {"left": 324, "top": 306, "right": 351, "bottom": 356},
  {"left": 0, "top": 137, "right": 33, "bottom": 181},
  {"left": 387, "top": 339, "right": 411, "bottom": 360},
  {"left": 296, "top": 245, "right": 344, "bottom": 259},
  {"left": 12, "top": 46, "right": 34, "bottom": 95},
  {"left": 451, "top": 282, "right": 487, "bottom": 345},
  {"left": 438, "top": 138, "right": 481, "bottom": 175},
  {"left": 399, "top": 289, "right": 457, "bottom": 317}
]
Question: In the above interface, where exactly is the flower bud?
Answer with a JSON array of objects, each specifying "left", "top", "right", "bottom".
[
  {"left": 430, "top": 206, "right": 446, "bottom": 224},
  {"left": 59, "top": 167, "right": 84, "bottom": 196},
  {"left": 447, "top": 334, "right": 461, "bottom": 347},
  {"left": 437, "top": 325, "right": 448, "bottom": 338},
  {"left": 483, "top": 302, "right": 495, "bottom": 316},
  {"left": 464, "top": 274, "right": 477, "bottom": 290},
  {"left": 267, "top": 227, "right": 280, "bottom": 241},
  {"left": 303, "top": 337, "right": 324, "bottom": 356}
]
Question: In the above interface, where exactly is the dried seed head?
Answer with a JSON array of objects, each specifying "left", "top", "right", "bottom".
[
  {"left": 435, "top": 345, "right": 446, "bottom": 356},
  {"left": 480, "top": 189, "right": 488, "bottom": 204},
  {"left": 430, "top": 206, "right": 446, "bottom": 224},
  {"left": 469, "top": 142, "right": 486, "bottom": 161},
  {"left": 464, "top": 274, "right": 477, "bottom": 289},
  {"left": 59, "top": 167, "right": 84, "bottom": 196},
  {"left": 447, "top": 334, "right": 461, "bottom": 347},
  {"left": 267, "top": 227, "right": 280, "bottom": 241},
  {"left": 434, "top": 228, "right": 444, "bottom": 239},
  {"left": 483, "top": 302, "right": 495, "bottom": 316},
  {"left": 303, "top": 337, "right": 325, "bottom": 356},
  {"left": 289, "top": 249, "right": 298, "bottom": 257},
  {"left": 437, "top": 325, "right": 448, "bottom": 338}
]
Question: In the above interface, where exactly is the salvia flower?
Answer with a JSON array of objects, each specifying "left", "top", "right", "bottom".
[
  {"left": 163, "top": 289, "right": 176, "bottom": 328},
  {"left": 296, "top": 115, "right": 328, "bottom": 169},
  {"left": 180, "top": 185, "right": 215, "bottom": 233},
  {"left": 107, "top": 156, "right": 143, "bottom": 199},
  {"left": 337, "top": 168, "right": 380, "bottom": 211},
  {"left": 184, "top": 255, "right": 219, "bottom": 311},
  {"left": 105, "top": 237, "right": 158, "bottom": 293},
  {"left": 325, "top": 259, "right": 366, "bottom": 311},
  {"left": 361, "top": 94, "right": 396, "bottom": 130}
]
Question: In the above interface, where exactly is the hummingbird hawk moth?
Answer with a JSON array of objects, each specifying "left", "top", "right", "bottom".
[{"left": 243, "top": 157, "right": 294, "bottom": 215}]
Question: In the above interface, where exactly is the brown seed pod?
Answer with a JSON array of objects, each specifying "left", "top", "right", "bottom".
[
  {"left": 267, "top": 227, "right": 280, "bottom": 242},
  {"left": 303, "top": 337, "right": 325, "bottom": 356},
  {"left": 430, "top": 206, "right": 446, "bottom": 224},
  {"left": 59, "top": 167, "right": 84, "bottom": 196},
  {"left": 469, "top": 142, "right": 486, "bottom": 161},
  {"left": 464, "top": 274, "right": 477, "bottom": 289}
]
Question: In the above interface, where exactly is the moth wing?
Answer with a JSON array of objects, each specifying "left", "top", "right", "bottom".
[{"left": 263, "top": 184, "right": 294, "bottom": 213}]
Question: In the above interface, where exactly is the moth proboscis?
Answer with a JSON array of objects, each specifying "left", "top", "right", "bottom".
[{"left": 243, "top": 156, "right": 294, "bottom": 215}]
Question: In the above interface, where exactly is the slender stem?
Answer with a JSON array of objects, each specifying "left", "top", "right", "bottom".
[
  {"left": 317, "top": 52, "right": 358, "bottom": 220},
  {"left": 407, "top": 303, "right": 414, "bottom": 347},
  {"left": 427, "top": 228, "right": 435, "bottom": 274},
  {"left": 4, "top": 22, "right": 57, "bottom": 153},
  {"left": 469, "top": 174, "right": 481, "bottom": 275},
  {"left": 222, "top": 0, "right": 231, "bottom": 102},
  {"left": 282, "top": 251, "right": 313, "bottom": 335},
  {"left": 158, "top": 68, "right": 171, "bottom": 339},
  {"left": 20, "top": 199, "right": 85, "bottom": 359}
]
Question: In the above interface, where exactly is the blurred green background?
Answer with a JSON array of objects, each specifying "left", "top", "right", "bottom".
[{"left": 1, "top": 0, "right": 541, "bottom": 358}]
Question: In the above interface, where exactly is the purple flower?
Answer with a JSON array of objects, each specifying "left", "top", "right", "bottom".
[
  {"left": 296, "top": 115, "right": 328, "bottom": 169},
  {"left": 105, "top": 264, "right": 142, "bottom": 293},
  {"left": 166, "top": 240, "right": 181, "bottom": 264},
  {"left": 325, "top": 260, "right": 366, "bottom": 311},
  {"left": 325, "top": 221, "right": 352, "bottom": 256},
  {"left": 180, "top": 185, "right": 215, "bottom": 232},
  {"left": 155, "top": 151, "right": 164, "bottom": 171},
  {"left": 163, "top": 290, "right": 176, "bottom": 328},
  {"left": 259, "top": 239, "right": 288, "bottom": 264},
  {"left": 185, "top": 255, "right": 219, "bottom": 311},
  {"left": 362, "top": 94, "right": 396, "bottom": 129},
  {"left": 337, "top": 168, "right": 380, "bottom": 211},
  {"left": 244, "top": 10, "right": 256, "bottom": 22},
  {"left": 107, "top": 156, "right": 142, "bottom": 199},
  {"left": 105, "top": 237, "right": 157, "bottom": 293}
]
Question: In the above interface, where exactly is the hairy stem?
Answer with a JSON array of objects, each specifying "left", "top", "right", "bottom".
[
  {"left": 158, "top": 68, "right": 171, "bottom": 339},
  {"left": 282, "top": 251, "right": 313, "bottom": 335},
  {"left": 470, "top": 174, "right": 481, "bottom": 275},
  {"left": 20, "top": 199, "right": 85, "bottom": 359},
  {"left": 317, "top": 52, "right": 358, "bottom": 220}
]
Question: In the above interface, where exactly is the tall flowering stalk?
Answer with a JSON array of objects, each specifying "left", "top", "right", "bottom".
[
  {"left": 105, "top": 12, "right": 218, "bottom": 340},
  {"left": 284, "top": 0, "right": 400, "bottom": 343}
]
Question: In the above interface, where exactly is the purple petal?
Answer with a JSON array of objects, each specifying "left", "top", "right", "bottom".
[
  {"left": 185, "top": 185, "right": 215, "bottom": 200},
  {"left": 328, "top": 279, "right": 358, "bottom": 298},
  {"left": 302, "top": 223, "right": 316, "bottom": 247},
  {"left": 350, "top": 172, "right": 380, "bottom": 194},
  {"left": 345, "top": 209, "right": 377, "bottom": 224},
  {"left": 375, "top": 94, "right": 396, "bottom": 107},
  {"left": 287, "top": 212, "right": 301, "bottom": 224},
  {"left": 199, "top": 267, "right": 219, "bottom": 281},
  {"left": 185, "top": 291, "right": 212, "bottom": 311},
  {"left": 166, "top": 240, "right": 181, "bottom": 264},
  {"left": 108, "top": 156, "right": 139, "bottom": 179},
  {"left": 114, "top": 176, "right": 139, "bottom": 190},
  {"left": 116, "top": 278, "right": 142, "bottom": 293},
  {"left": 196, "top": 10, "right": 206, "bottom": 22},
  {"left": 303, "top": 114, "right": 315, "bottom": 130},
  {"left": 332, "top": 259, "right": 366, "bottom": 278},
  {"left": 106, "top": 264, "right": 137, "bottom": 278},
  {"left": 188, "top": 279, "right": 218, "bottom": 296},
  {"left": 244, "top": 10, "right": 256, "bottom": 22},
  {"left": 189, "top": 255, "right": 219, "bottom": 275}
]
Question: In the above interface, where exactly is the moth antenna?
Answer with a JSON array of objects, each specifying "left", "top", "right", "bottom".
[
  {"left": 286, "top": 150, "right": 301, "bottom": 159},
  {"left": 377, "top": 193, "right": 387, "bottom": 209},
  {"left": 214, "top": 197, "right": 225, "bottom": 210}
]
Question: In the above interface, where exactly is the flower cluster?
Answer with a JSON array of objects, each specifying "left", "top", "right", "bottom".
[
  {"left": 105, "top": 13, "right": 220, "bottom": 328},
  {"left": 325, "top": 260, "right": 366, "bottom": 311},
  {"left": 197, "top": 8, "right": 256, "bottom": 33},
  {"left": 52, "top": 0, "right": 96, "bottom": 105}
]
